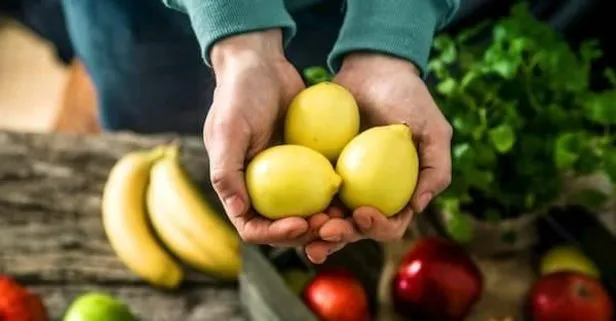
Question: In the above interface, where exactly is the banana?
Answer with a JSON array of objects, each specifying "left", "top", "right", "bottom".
[
  {"left": 101, "top": 147, "right": 184, "bottom": 289},
  {"left": 146, "top": 144, "right": 241, "bottom": 281}
]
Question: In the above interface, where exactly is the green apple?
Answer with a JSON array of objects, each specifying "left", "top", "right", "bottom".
[
  {"left": 540, "top": 245, "right": 600, "bottom": 278},
  {"left": 63, "top": 292, "right": 136, "bottom": 321}
]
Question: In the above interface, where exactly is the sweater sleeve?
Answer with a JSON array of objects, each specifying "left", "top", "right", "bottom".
[
  {"left": 162, "top": 0, "right": 296, "bottom": 66},
  {"left": 328, "top": 0, "right": 460, "bottom": 77}
]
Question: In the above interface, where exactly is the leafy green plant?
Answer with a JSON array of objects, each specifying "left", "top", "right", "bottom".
[{"left": 429, "top": 3, "right": 616, "bottom": 225}]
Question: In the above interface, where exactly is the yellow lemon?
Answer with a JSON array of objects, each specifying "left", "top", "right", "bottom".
[
  {"left": 246, "top": 145, "right": 342, "bottom": 219},
  {"left": 284, "top": 82, "right": 360, "bottom": 161},
  {"left": 540, "top": 245, "right": 600, "bottom": 278},
  {"left": 336, "top": 124, "right": 419, "bottom": 216}
]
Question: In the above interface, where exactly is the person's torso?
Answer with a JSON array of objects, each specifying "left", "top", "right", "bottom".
[{"left": 284, "top": 0, "right": 331, "bottom": 13}]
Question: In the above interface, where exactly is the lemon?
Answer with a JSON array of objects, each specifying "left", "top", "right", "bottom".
[
  {"left": 284, "top": 82, "right": 360, "bottom": 161},
  {"left": 336, "top": 124, "right": 419, "bottom": 216},
  {"left": 540, "top": 245, "right": 600, "bottom": 278},
  {"left": 246, "top": 145, "right": 342, "bottom": 219}
]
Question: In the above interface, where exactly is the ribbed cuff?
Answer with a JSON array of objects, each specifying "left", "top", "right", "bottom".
[
  {"left": 182, "top": 0, "right": 297, "bottom": 66},
  {"left": 328, "top": 0, "right": 454, "bottom": 77}
]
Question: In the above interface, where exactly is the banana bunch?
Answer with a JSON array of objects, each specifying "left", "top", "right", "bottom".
[{"left": 101, "top": 143, "right": 241, "bottom": 289}]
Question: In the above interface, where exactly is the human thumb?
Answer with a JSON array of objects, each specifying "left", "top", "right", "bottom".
[{"left": 203, "top": 118, "right": 251, "bottom": 221}]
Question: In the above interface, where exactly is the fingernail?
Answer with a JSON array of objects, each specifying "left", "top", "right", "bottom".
[
  {"left": 356, "top": 216, "right": 372, "bottom": 231},
  {"left": 224, "top": 195, "right": 245, "bottom": 216},
  {"left": 323, "top": 235, "right": 341, "bottom": 242},
  {"left": 418, "top": 193, "right": 433, "bottom": 212},
  {"left": 307, "top": 253, "right": 325, "bottom": 264},
  {"left": 327, "top": 243, "right": 345, "bottom": 254}
]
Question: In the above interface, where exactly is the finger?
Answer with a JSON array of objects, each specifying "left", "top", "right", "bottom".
[
  {"left": 411, "top": 124, "right": 453, "bottom": 213},
  {"left": 319, "top": 218, "right": 363, "bottom": 243},
  {"left": 269, "top": 213, "right": 331, "bottom": 248},
  {"left": 353, "top": 206, "right": 414, "bottom": 242},
  {"left": 305, "top": 241, "right": 346, "bottom": 264},
  {"left": 244, "top": 214, "right": 310, "bottom": 245},
  {"left": 308, "top": 213, "right": 331, "bottom": 233},
  {"left": 203, "top": 109, "right": 252, "bottom": 229}
]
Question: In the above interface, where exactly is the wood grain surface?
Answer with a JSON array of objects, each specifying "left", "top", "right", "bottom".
[{"left": 0, "top": 130, "right": 244, "bottom": 320}]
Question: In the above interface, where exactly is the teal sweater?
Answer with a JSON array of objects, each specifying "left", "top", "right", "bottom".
[{"left": 162, "top": 0, "right": 459, "bottom": 75}]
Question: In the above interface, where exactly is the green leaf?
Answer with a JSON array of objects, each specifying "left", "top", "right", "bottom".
[
  {"left": 554, "top": 133, "right": 583, "bottom": 170},
  {"left": 569, "top": 189, "right": 609, "bottom": 209},
  {"left": 584, "top": 92, "right": 616, "bottom": 125},
  {"left": 603, "top": 148, "right": 616, "bottom": 184},
  {"left": 441, "top": 200, "right": 474, "bottom": 244},
  {"left": 452, "top": 111, "right": 482, "bottom": 136},
  {"left": 488, "top": 124, "right": 516, "bottom": 153},
  {"left": 604, "top": 68, "right": 616, "bottom": 87},
  {"left": 474, "top": 142, "right": 497, "bottom": 167},
  {"left": 433, "top": 36, "right": 456, "bottom": 58},
  {"left": 302, "top": 66, "right": 332, "bottom": 85},
  {"left": 453, "top": 143, "right": 473, "bottom": 167},
  {"left": 436, "top": 78, "right": 457, "bottom": 96},
  {"left": 579, "top": 40, "right": 602, "bottom": 64},
  {"left": 455, "top": 20, "right": 491, "bottom": 43},
  {"left": 460, "top": 69, "right": 480, "bottom": 89},
  {"left": 427, "top": 60, "right": 448, "bottom": 79},
  {"left": 575, "top": 148, "right": 603, "bottom": 175},
  {"left": 467, "top": 169, "right": 494, "bottom": 190}
]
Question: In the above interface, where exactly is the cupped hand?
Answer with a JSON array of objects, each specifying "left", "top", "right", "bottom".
[
  {"left": 305, "top": 53, "right": 453, "bottom": 263},
  {"left": 204, "top": 29, "right": 321, "bottom": 247}
]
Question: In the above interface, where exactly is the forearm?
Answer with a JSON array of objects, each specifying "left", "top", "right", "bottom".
[
  {"left": 162, "top": 0, "right": 296, "bottom": 65},
  {"left": 328, "top": 0, "right": 460, "bottom": 77}
]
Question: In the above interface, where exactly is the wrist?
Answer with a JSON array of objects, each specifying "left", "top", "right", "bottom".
[
  {"left": 340, "top": 52, "right": 421, "bottom": 77},
  {"left": 211, "top": 29, "right": 287, "bottom": 72}
]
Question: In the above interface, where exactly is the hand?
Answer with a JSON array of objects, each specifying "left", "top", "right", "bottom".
[
  {"left": 305, "top": 53, "right": 453, "bottom": 263},
  {"left": 204, "top": 29, "right": 320, "bottom": 247}
]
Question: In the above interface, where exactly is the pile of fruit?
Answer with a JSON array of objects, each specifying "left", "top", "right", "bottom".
[
  {"left": 281, "top": 238, "right": 615, "bottom": 321},
  {"left": 101, "top": 143, "right": 241, "bottom": 288},
  {"left": 279, "top": 236, "right": 484, "bottom": 321},
  {"left": 246, "top": 81, "right": 420, "bottom": 219},
  {"left": 528, "top": 245, "right": 614, "bottom": 321}
]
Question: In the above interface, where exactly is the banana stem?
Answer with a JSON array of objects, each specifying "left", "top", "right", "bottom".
[
  {"left": 164, "top": 143, "right": 181, "bottom": 160},
  {"left": 149, "top": 146, "right": 168, "bottom": 161}
]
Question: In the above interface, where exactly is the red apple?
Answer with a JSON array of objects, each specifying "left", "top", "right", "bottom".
[
  {"left": 302, "top": 268, "right": 371, "bottom": 321},
  {"left": 391, "top": 236, "right": 484, "bottom": 321},
  {"left": 528, "top": 271, "right": 614, "bottom": 321}
]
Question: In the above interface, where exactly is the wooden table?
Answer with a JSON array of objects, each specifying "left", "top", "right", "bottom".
[
  {"left": 0, "top": 130, "right": 245, "bottom": 321},
  {"left": 0, "top": 130, "right": 538, "bottom": 321}
]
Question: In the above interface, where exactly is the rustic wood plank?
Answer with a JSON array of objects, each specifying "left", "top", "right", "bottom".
[
  {"left": 28, "top": 284, "right": 244, "bottom": 321},
  {"left": 0, "top": 130, "right": 225, "bottom": 283}
]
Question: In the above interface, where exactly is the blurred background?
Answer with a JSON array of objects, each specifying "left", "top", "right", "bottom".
[
  {"left": 0, "top": 0, "right": 613, "bottom": 134},
  {"left": 0, "top": 14, "right": 67, "bottom": 132}
]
